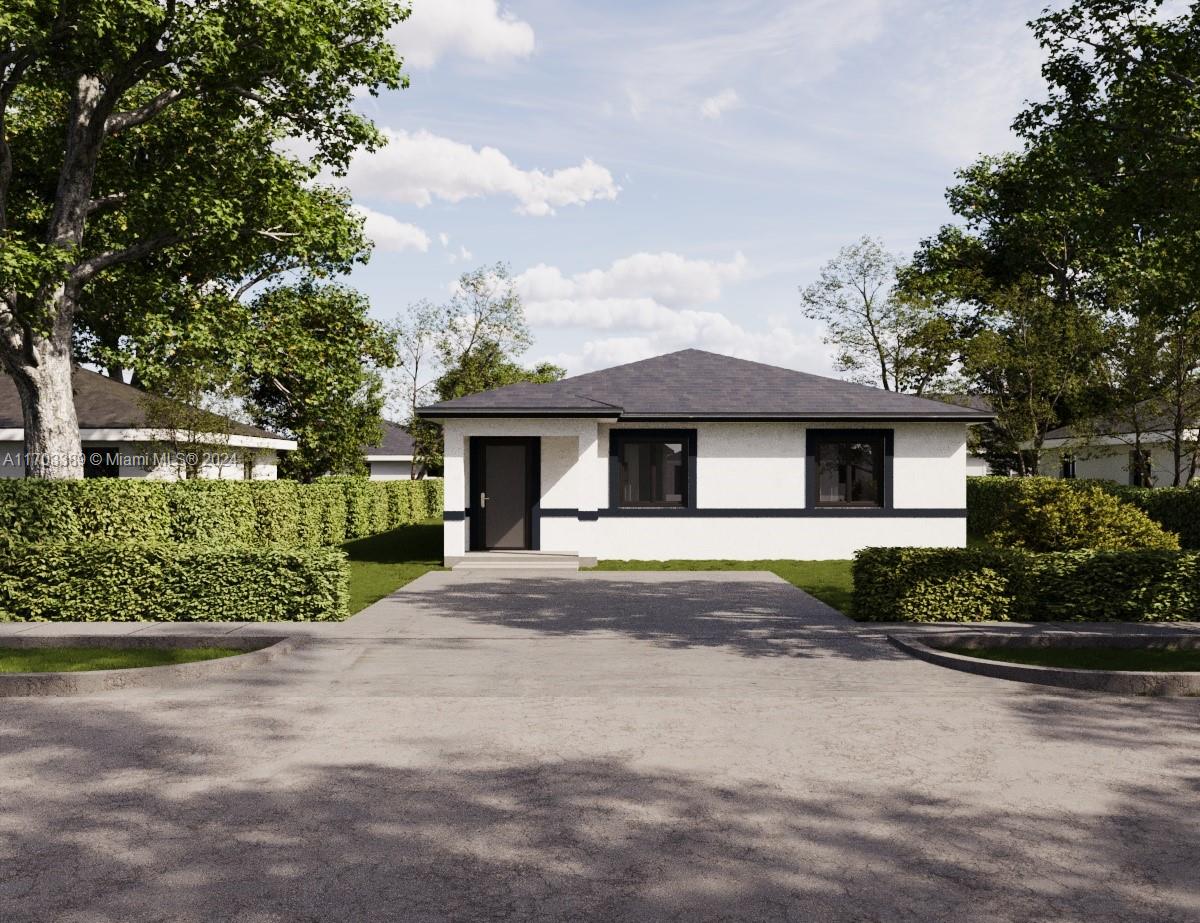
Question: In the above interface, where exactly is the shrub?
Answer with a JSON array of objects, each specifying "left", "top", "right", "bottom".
[
  {"left": 249, "top": 480, "right": 303, "bottom": 546},
  {"left": 1098, "top": 483, "right": 1200, "bottom": 549},
  {"left": 0, "top": 478, "right": 173, "bottom": 547},
  {"left": 852, "top": 548, "right": 1019, "bottom": 622},
  {"left": 968, "top": 476, "right": 1179, "bottom": 551},
  {"left": 0, "top": 477, "right": 444, "bottom": 549},
  {"left": 0, "top": 541, "right": 349, "bottom": 622},
  {"left": 852, "top": 546, "right": 1200, "bottom": 622},
  {"left": 167, "top": 480, "right": 257, "bottom": 545}
]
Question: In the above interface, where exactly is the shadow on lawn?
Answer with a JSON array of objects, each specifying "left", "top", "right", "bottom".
[
  {"left": 1, "top": 699, "right": 1197, "bottom": 923},
  {"left": 341, "top": 522, "right": 442, "bottom": 565}
]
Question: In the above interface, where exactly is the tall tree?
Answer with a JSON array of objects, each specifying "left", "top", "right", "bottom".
[
  {"left": 800, "top": 236, "right": 956, "bottom": 394},
  {"left": 0, "top": 0, "right": 407, "bottom": 477},
  {"left": 1015, "top": 0, "right": 1200, "bottom": 484},
  {"left": 394, "top": 264, "right": 565, "bottom": 472},
  {"left": 245, "top": 281, "right": 395, "bottom": 483}
]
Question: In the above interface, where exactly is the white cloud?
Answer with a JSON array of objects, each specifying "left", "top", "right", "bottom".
[
  {"left": 700, "top": 88, "right": 740, "bottom": 120},
  {"left": 393, "top": 0, "right": 535, "bottom": 69},
  {"left": 345, "top": 129, "right": 620, "bottom": 217},
  {"left": 515, "top": 249, "right": 830, "bottom": 373},
  {"left": 620, "top": 0, "right": 885, "bottom": 120},
  {"left": 438, "top": 231, "right": 450, "bottom": 248},
  {"left": 351, "top": 204, "right": 430, "bottom": 253},
  {"left": 518, "top": 251, "right": 748, "bottom": 314}
]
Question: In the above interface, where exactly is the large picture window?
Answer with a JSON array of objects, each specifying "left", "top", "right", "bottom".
[
  {"left": 806, "top": 430, "right": 891, "bottom": 508},
  {"left": 611, "top": 430, "right": 695, "bottom": 508}
]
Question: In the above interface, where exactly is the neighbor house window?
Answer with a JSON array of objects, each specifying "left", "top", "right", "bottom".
[
  {"left": 1060, "top": 454, "right": 1076, "bottom": 479},
  {"left": 806, "top": 430, "right": 890, "bottom": 508},
  {"left": 611, "top": 430, "right": 694, "bottom": 508},
  {"left": 83, "top": 446, "right": 120, "bottom": 478},
  {"left": 1130, "top": 449, "right": 1153, "bottom": 487}
]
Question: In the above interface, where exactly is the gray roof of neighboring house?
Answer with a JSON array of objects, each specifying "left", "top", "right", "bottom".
[
  {"left": 418, "top": 349, "right": 994, "bottom": 421},
  {"left": 0, "top": 366, "right": 287, "bottom": 441},
  {"left": 1044, "top": 398, "right": 1199, "bottom": 441},
  {"left": 362, "top": 420, "right": 415, "bottom": 456}
]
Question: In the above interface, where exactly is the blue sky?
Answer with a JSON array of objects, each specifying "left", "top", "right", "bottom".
[{"left": 338, "top": 0, "right": 1050, "bottom": 376}]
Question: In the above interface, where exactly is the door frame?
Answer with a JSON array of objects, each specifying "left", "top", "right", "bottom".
[{"left": 468, "top": 437, "right": 540, "bottom": 551}]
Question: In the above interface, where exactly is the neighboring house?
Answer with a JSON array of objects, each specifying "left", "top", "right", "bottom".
[
  {"left": 362, "top": 420, "right": 418, "bottom": 480},
  {"left": 417, "top": 349, "right": 992, "bottom": 562},
  {"left": 1041, "top": 407, "right": 1200, "bottom": 486},
  {"left": 0, "top": 367, "right": 296, "bottom": 479}
]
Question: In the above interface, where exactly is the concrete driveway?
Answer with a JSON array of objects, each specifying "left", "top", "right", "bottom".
[{"left": 2, "top": 570, "right": 1198, "bottom": 922}]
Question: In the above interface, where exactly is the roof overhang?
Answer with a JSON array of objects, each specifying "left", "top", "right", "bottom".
[
  {"left": 0, "top": 427, "right": 296, "bottom": 451},
  {"left": 416, "top": 410, "right": 992, "bottom": 423}
]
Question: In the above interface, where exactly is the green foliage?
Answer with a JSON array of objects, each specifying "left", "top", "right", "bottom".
[
  {"left": 852, "top": 548, "right": 1018, "bottom": 622},
  {"left": 0, "top": 477, "right": 443, "bottom": 550},
  {"left": 167, "top": 480, "right": 258, "bottom": 544},
  {"left": 1094, "top": 483, "right": 1200, "bottom": 550},
  {"left": 246, "top": 282, "right": 396, "bottom": 482},
  {"left": 968, "top": 476, "right": 1182, "bottom": 551},
  {"left": 853, "top": 546, "right": 1200, "bottom": 623},
  {"left": 0, "top": 542, "right": 349, "bottom": 622},
  {"left": 984, "top": 478, "right": 1178, "bottom": 551}
]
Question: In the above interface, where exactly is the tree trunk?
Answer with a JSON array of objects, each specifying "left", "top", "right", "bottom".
[{"left": 1, "top": 329, "right": 82, "bottom": 479}]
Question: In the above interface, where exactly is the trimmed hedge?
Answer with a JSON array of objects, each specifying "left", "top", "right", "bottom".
[
  {"left": 0, "top": 477, "right": 443, "bottom": 550},
  {"left": 852, "top": 546, "right": 1200, "bottom": 623},
  {"left": 967, "top": 476, "right": 1182, "bottom": 550},
  {"left": 0, "top": 541, "right": 350, "bottom": 622},
  {"left": 1100, "top": 483, "right": 1200, "bottom": 549}
]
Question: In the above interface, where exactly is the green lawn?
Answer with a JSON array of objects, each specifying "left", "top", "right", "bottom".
[
  {"left": 0, "top": 646, "right": 241, "bottom": 673},
  {"left": 941, "top": 645, "right": 1200, "bottom": 672},
  {"left": 343, "top": 520, "right": 444, "bottom": 614},
  {"left": 591, "top": 559, "right": 854, "bottom": 614}
]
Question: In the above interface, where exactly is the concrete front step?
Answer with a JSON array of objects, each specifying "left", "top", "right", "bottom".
[{"left": 448, "top": 552, "right": 593, "bottom": 572}]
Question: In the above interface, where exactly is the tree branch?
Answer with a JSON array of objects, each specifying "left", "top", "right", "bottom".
[
  {"left": 72, "top": 233, "right": 183, "bottom": 285},
  {"left": 104, "top": 87, "right": 185, "bottom": 135}
]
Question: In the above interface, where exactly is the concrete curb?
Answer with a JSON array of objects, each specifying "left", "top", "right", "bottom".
[
  {"left": 0, "top": 634, "right": 301, "bottom": 697},
  {"left": 888, "top": 631, "right": 1200, "bottom": 696}
]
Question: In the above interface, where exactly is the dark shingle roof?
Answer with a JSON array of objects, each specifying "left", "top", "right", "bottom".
[
  {"left": 418, "top": 349, "right": 993, "bottom": 421},
  {"left": 362, "top": 420, "right": 415, "bottom": 456},
  {"left": 0, "top": 367, "right": 287, "bottom": 441}
]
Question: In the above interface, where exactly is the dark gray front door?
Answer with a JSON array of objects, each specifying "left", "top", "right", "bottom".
[{"left": 481, "top": 441, "right": 530, "bottom": 549}]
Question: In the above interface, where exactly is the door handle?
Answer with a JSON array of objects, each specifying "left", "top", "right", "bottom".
[{"left": 479, "top": 492, "right": 488, "bottom": 508}]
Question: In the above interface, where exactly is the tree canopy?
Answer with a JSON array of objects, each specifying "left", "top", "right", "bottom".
[{"left": 0, "top": 0, "right": 408, "bottom": 476}]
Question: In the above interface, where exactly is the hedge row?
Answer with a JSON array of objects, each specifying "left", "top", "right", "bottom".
[
  {"left": 852, "top": 546, "right": 1200, "bottom": 622},
  {"left": 0, "top": 542, "right": 350, "bottom": 622},
  {"left": 0, "top": 476, "right": 443, "bottom": 550},
  {"left": 1101, "top": 483, "right": 1200, "bottom": 549},
  {"left": 966, "top": 476, "right": 1190, "bottom": 549}
]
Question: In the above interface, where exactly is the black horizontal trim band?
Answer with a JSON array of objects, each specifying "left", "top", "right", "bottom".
[
  {"left": 443, "top": 510, "right": 466, "bottom": 521},
  {"left": 420, "top": 411, "right": 990, "bottom": 422},
  {"left": 517, "top": 507, "right": 967, "bottom": 519}
]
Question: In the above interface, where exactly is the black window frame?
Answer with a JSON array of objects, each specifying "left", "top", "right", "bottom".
[
  {"left": 83, "top": 445, "right": 121, "bottom": 479},
  {"left": 1060, "top": 454, "right": 1077, "bottom": 479},
  {"left": 805, "top": 428, "right": 893, "bottom": 510},
  {"left": 609, "top": 429, "right": 697, "bottom": 510}
]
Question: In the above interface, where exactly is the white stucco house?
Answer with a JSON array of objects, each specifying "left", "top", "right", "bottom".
[
  {"left": 0, "top": 367, "right": 296, "bottom": 479},
  {"left": 1040, "top": 414, "right": 1198, "bottom": 487},
  {"left": 417, "top": 349, "right": 993, "bottom": 562},
  {"left": 361, "top": 420, "right": 418, "bottom": 480}
]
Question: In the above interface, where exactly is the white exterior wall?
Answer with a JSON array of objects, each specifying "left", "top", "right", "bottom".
[
  {"left": 368, "top": 460, "right": 414, "bottom": 480},
  {"left": 437, "top": 418, "right": 969, "bottom": 561},
  {"left": 1041, "top": 442, "right": 1194, "bottom": 486},
  {"left": 0, "top": 440, "right": 280, "bottom": 480}
]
